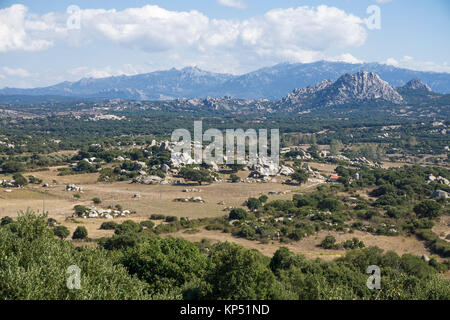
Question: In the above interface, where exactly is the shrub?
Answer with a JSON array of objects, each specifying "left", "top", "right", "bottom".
[
  {"left": 291, "top": 169, "right": 309, "bottom": 185},
  {"left": 342, "top": 238, "right": 365, "bottom": 250},
  {"left": 413, "top": 200, "right": 442, "bottom": 219},
  {"left": 320, "top": 235, "right": 339, "bottom": 249},
  {"left": 12, "top": 173, "right": 28, "bottom": 186},
  {"left": 53, "top": 225, "right": 70, "bottom": 239},
  {"left": 318, "top": 198, "right": 342, "bottom": 212},
  {"left": 115, "top": 220, "right": 143, "bottom": 235},
  {"left": 230, "top": 174, "right": 240, "bottom": 183},
  {"left": 165, "top": 216, "right": 178, "bottom": 223},
  {"left": 1, "top": 216, "right": 13, "bottom": 226},
  {"left": 72, "top": 226, "right": 88, "bottom": 240},
  {"left": 100, "top": 232, "right": 143, "bottom": 250},
  {"left": 92, "top": 197, "right": 102, "bottom": 205},
  {"left": 259, "top": 195, "right": 268, "bottom": 203},
  {"left": 245, "top": 198, "right": 261, "bottom": 211},
  {"left": 140, "top": 221, "right": 155, "bottom": 229},
  {"left": 150, "top": 214, "right": 165, "bottom": 220},
  {"left": 100, "top": 221, "right": 118, "bottom": 230},
  {"left": 229, "top": 208, "right": 248, "bottom": 220}
]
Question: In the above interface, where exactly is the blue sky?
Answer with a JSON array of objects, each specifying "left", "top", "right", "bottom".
[{"left": 0, "top": 0, "right": 449, "bottom": 88}]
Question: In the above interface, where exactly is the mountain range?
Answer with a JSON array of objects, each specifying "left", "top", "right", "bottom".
[{"left": 1, "top": 61, "right": 450, "bottom": 102}]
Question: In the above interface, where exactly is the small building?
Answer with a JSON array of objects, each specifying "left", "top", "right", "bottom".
[{"left": 328, "top": 174, "right": 340, "bottom": 183}]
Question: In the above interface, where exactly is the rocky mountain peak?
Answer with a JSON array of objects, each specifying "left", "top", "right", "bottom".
[
  {"left": 279, "top": 71, "right": 404, "bottom": 109},
  {"left": 402, "top": 78, "right": 432, "bottom": 92}
]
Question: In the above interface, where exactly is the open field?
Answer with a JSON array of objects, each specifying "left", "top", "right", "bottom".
[
  {"left": 165, "top": 228, "right": 437, "bottom": 261},
  {"left": 0, "top": 160, "right": 447, "bottom": 263}
]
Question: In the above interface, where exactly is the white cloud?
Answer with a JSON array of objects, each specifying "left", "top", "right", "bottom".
[
  {"left": 383, "top": 56, "right": 450, "bottom": 73},
  {"left": 376, "top": 0, "right": 392, "bottom": 4},
  {"left": 218, "top": 0, "right": 247, "bottom": 9},
  {"left": 68, "top": 64, "right": 146, "bottom": 79},
  {"left": 2, "top": 67, "right": 32, "bottom": 77},
  {"left": 0, "top": 4, "right": 54, "bottom": 52},
  {"left": 330, "top": 53, "right": 364, "bottom": 64},
  {"left": 384, "top": 57, "right": 399, "bottom": 66},
  {"left": 0, "top": 5, "right": 367, "bottom": 62}
]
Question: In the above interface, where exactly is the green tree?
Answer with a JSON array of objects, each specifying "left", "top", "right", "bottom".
[
  {"left": 245, "top": 197, "right": 261, "bottom": 211},
  {"left": 330, "top": 139, "right": 343, "bottom": 156},
  {"left": 229, "top": 208, "right": 248, "bottom": 220},
  {"left": 121, "top": 237, "right": 207, "bottom": 295},
  {"left": 202, "top": 242, "right": 276, "bottom": 299},
  {"left": 53, "top": 225, "right": 70, "bottom": 239},
  {"left": 414, "top": 200, "right": 442, "bottom": 219},
  {"left": 291, "top": 169, "right": 309, "bottom": 185},
  {"left": 13, "top": 173, "right": 28, "bottom": 187},
  {"left": 179, "top": 167, "right": 213, "bottom": 185},
  {"left": 0, "top": 210, "right": 149, "bottom": 299},
  {"left": 1, "top": 161, "right": 25, "bottom": 173},
  {"left": 72, "top": 226, "right": 88, "bottom": 240}
]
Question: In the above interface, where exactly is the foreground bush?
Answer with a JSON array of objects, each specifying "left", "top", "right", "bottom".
[{"left": 0, "top": 210, "right": 150, "bottom": 299}]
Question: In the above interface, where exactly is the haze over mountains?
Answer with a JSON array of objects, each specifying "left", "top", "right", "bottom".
[{"left": 1, "top": 61, "right": 450, "bottom": 102}]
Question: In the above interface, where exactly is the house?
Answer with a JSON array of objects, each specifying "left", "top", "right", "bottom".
[{"left": 327, "top": 174, "right": 340, "bottom": 183}]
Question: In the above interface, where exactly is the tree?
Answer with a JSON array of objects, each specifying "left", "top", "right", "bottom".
[
  {"left": 115, "top": 220, "right": 143, "bottom": 235},
  {"left": 13, "top": 173, "right": 28, "bottom": 187},
  {"left": 202, "top": 242, "right": 276, "bottom": 300},
  {"left": 414, "top": 200, "right": 442, "bottom": 219},
  {"left": 1, "top": 161, "right": 25, "bottom": 173},
  {"left": 330, "top": 139, "right": 343, "bottom": 156},
  {"left": 291, "top": 169, "right": 309, "bottom": 185},
  {"left": 230, "top": 174, "right": 240, "bottom": 183},
  {"left": 320, "top": 235, "right": 339, "bottom": 249},
  {"left": 121, "top": 237, "right": 207, "bottom": 295},
  {"left": 318, "top": 198, "right": 342, "bottom": 212},
  {"left": 72, "top": 226, "right": 88, "bottom": 240},
  {"left": 245, "top": 198, "right": 261, "bottom": 211},
  {"left": 179, "top": 167, "right": 213, "bottom": 185},
  {"left": 229, "top": 208, "right": 248, "bottom": 220},
  {"left": 0, "top": 210, "right": 149, "bottom": 299},
  {"left": 53, "top": 225, "right": 70, "bottom": 239}
]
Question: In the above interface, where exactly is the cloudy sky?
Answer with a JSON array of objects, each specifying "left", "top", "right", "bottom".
[{"left": 0, "top": 0, "right": 449, "bottom": 88}]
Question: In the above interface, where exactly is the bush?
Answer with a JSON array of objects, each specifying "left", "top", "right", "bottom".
[
  {"left": 259, "top": 195, "right": 268, "bottom": 203},
  {"left": 342, "top": 238, "right": 365, "bottom": 250},
  {"left": 414, "top": 200, "right": 442, "bottom": 219},
  {"left": 12, "top": 173, "right": 28, "bottom": 186},
  {"left": 100, "top": 221, "right": 118, "bottom": 230},
  {"left": 150, "top": 214, "right": 165, "bottom": 220},
  {"left": 229, "top": 208, "right": 248, "bottom": 220},
  {"left": 245, "top": 198, "right": 261, "bottom": 211},
  {"left": 73, "top": 205, "right": 88, "bottom": 217},
  {"left": 237, "top": 225, "right": 256, "bottom": 240},
  {"left": 291, "top": 169, "right": 309, "bottom": 185},
  {"left": 92, "top": 197, "right": 102, "bottom": 205},
  {"left": 115, "top": 220, "right": 143, "bottom": 235},
  {"left": 1, "top": 216, "right": 13, "bottom": 226},
  {"left": 318, "top": 198, "right": 342, "bottom": 212},
  {"left": 320, "top": 235, "right": 339, "bottom": 249},
  {"left": 230, "top": 174, "right": 240, "bottom": 183},
  {"left": 165, "top": 216, "right": 178, "bottom": 223},
  {"left": 140, "top": 221, "right": 155, "bottom": 229},
  {"left": 101, "top": 232, "right": 143, "bottom": 250},
  {"left": 53, "top": 225, "right": 70, "bottom": 239},
  {"left": 72, "top": 226, "right": 88, "bottom": 240}
]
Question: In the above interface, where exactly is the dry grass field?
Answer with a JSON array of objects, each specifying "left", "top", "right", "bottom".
[
  {"left": 0, "top": 160, "right": 446, "bottom": 262},
  {"left": 166, "top": 228, "right": 436, "bottom": 261}
]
